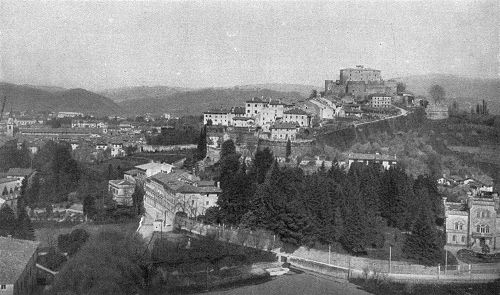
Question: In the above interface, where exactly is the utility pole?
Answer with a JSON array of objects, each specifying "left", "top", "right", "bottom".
[
  {"left": 389, "top": 246, "right": 392, "bottom": 274},
  {"left": 328, "top": 244, "right": 331, "bottom": 265}
]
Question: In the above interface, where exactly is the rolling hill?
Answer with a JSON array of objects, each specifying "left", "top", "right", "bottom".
[
  {"left": 99, "top": 86, "right": 192, "bottom": 102},
  {"left": 117, "top": 87, "right": 305, "bottom": 116},
  {"left": 393, "top": 74, "right": 500, "bottom": 114},
  {"left": 0, "top": 83, "right": 127, "bottom": 116},
  {"left": 235, "top": 83, "right": 321, "bottom": 97}
]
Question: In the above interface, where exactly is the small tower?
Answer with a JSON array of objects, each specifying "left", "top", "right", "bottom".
[{"left": 6, "top": 117, "right": 15, "bottom": 137}]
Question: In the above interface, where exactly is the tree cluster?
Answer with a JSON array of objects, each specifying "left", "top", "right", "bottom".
[
  {"left": 214, "top": 140, "right": 445, "bottom": 264},
  {"left": 0, "top": 139, "right": 31, "bottom": 172},
  {"left": 51, "top": 230, "right": 146, "bottom": 295},
  {"left": 0, "top": 203, "right": 35, "bottom": 240},
  {"left": 25, "top": 141, "right": 80, "bottom": 207}
]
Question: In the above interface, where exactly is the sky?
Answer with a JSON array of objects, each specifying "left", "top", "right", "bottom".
[{"left": 0, "top": 0, "right": 498, "bottom": 90}]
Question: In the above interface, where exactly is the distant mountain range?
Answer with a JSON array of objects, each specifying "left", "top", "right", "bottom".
[
  {"left": 2, "top": 75, "right": 498, "bottom": 117},
  {"left": 0, "top": 82, "right": 127, "bottom": 116},
  {"left": 99, "top": 86, "right": 193, "bottom": 102},
  {"left": 392, "top": 74, "right": 500, "bottom": 114},
  {"left": 117, "top": 87, "right": 304, "bottom": 116}
]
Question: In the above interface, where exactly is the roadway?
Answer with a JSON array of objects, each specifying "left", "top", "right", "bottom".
[{"left": 205, "top": 270, "right": 372, "bottom": 295}]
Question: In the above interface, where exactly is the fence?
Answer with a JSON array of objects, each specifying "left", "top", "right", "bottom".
[{"left": 173, "top": 216, "right": 500, "bottom": 282}]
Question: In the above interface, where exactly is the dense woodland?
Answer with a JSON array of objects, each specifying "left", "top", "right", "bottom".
[{"left": 212, "top": 140, "right": 446, "bottom": 265}]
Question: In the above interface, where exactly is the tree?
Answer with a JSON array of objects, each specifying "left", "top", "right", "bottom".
[
  {"left": 285, "top": 139, "right": 292, "bottom": 161},
  {"left": 196, "top": 126, "right": 207, "bottom": 161},
  {"left": 429, "top": 85, "right": 445, "bottom": 103},
  {"left": 83, "top": 195, "right": 97, "bottom": 219},
  {"left": 131, "top": 185, "right": 145, "bottom": 216},
  {"left": 250, "top": 148, "right": 274, "bottom": 184},
  {"left": 220, "top": 139, "right": 236, "bottom": 159},
  {"left": 0, "top": 205, "right": 16, "bottom": 237},
  {"left": 14, "top": 206, "right": 35, "bottom": 240},
  {"left": 309, "top": 89, "right": 318, "bottom": 99},
  {"left": 51, "top": 230, "right": 145, "bottom": 295},
  {"left": 402, "top": 205, "right": 444, "bottom": 266},
  {"left": 396, "top": 82, "right": 406, "bottom": 94},
  {"left": 58, "top": 229, "right": 90, "bottom": 256}
]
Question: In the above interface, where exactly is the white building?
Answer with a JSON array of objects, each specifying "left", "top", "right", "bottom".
[
  {"left": 270, "top": 122, "right": 299, "bottom": 141},
  {"left": 203, "top": 110, "right": 230, "bottom": 126},
  {"left": 57, "top": 112, "right": 83, "bottom": 118},
  {"left": 283, "top": 108, "right": 311, "bottom": 127},
  {"left": 369, "top": 94, "right": 392, "bottom": 108}
]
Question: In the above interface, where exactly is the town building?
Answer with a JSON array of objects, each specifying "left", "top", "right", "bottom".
[
  {"left": 426, "top": 102, "right": 449, "bottom": 120},
  {"left": 347, "top": 153, "right": 397, "bottom": 169},
  {"left": 108, "top": 179, "right": 136, "bottom": 206},
  {"left": 144, "top": 171, "right": 220, "bottom": 221},
  {"left": 56, "top": 112, "right": 83, "bottom": 118},
  {"left": 245, "top": 97, "right": 268, "bottom": 117},
  {"left": 283, "top": 108, "right": 311, "bottom": 127},
  {"left": 270, "top": 122, "right": 299, "bottom": 141},
  {"left": 444, "top": 193, "right": 500, "bottom": 251},
  {"left": 0, "top": 237, "right": 39, "bottom": 295},
  {"left": 203, "top": 110, "right": 230, "bottom": 126},
  {"left": 6, "top": 168, "right": 34, "bottom": 186},
  {"left": 369, "top": 94, "right": 392, "bottom": 108}
]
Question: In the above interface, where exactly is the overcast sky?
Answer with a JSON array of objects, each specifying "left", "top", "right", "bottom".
[{"left": 0, "top": 0, "right": 498, "bottom": 90}]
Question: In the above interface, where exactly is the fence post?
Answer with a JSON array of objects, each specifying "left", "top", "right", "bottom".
[{"left": 437, "top": 264, "right": 440, "bottom": 279}]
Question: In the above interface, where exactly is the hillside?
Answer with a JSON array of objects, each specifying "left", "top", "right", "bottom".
[
  {"left": 393, "top": 74, "right": 500, "bottom": 114},
  {"left": 99, "top": 86, "right": 192, "bottom": 102},
  {"left": 235, "top": 83, "right": 321, "bottom": 97},
  {"left": 0, "top": 83, "right": 127, "bottom": 116},
  {"left": 118, "top": 88, "right": 305, "bottom": 116}
]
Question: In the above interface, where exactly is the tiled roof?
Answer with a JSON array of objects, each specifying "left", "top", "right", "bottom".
[
  {"left": 7, "top": 168, "right": 34, "bottom": 177},
  {"left": 0, "top": 237, "right": 39, "bottom": 284},
  {"left": 231, "top": 107, "right": 246, "bottom": 114},
  {"left": 124, "top": 169, "right": 141, "bottom": 176},
  {"left": 135, "top": 162, "right": 173, "bottom": 172},
  {"left": 284, "top": 108, "right": 309, "bottom": 115},
  {"left": 177, "top": 184, "right": 222, "bottom": 194},
  {"left": 270, "top": 122, "right": 299, "bottom": 130},
  {"left": 109, "top": 179, "right": 135, "bottom": 187},
  {"left": 204, "top": 109, "right": 229, "bottom": 114}
]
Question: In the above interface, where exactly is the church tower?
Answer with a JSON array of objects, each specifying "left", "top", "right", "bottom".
[{"left": 6, "top": 117, "right": 15, "bottom": 136}]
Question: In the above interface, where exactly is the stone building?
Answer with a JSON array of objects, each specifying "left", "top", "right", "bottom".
[
  {"left": 0, "top": 237, "right": 39, "bottom": 295},
  {"left": 270, "top": 122, "right": 299, "bottom": 141},
  {"left": 340, "top": 65, "right": 381, "bottom": 84},
  {"left": 283, "top": 108, "right": 312, "bottom": 127},
  {"left": 444, "top": 193, "right": 500, "bottom": 251},
  {"left": 369, "top": 94, "right": 392, "bottom": 108}
]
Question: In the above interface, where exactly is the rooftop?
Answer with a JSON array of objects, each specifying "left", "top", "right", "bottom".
[
  {"left": 7, "top": 168, "right": 34, "bottom": 177},
  {"left": 270, "top": 122, "right": 299, "bottom": 130},
  {"left": 284, "top": 108, "right": 309, "bottom": 115},
  {"left": 135, "top": 162, "right": 173, "bottom": 172},
  {"left": 109, "top": 179, "right": 135, "bottom": 187},
  {"left": 0, "top": 237, "right": 39, "bottom": 284}
]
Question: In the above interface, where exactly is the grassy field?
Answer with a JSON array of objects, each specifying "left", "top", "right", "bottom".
[{"left": 34, "top": 218, "right": 140, "bottom": 247}]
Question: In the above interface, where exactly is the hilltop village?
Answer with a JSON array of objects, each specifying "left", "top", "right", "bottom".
[{"left": 0, "top": 66, "right": 499, "bottom": 294}]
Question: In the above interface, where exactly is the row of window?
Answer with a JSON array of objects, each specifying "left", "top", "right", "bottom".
[
  {"left": 451, "top": 235, "right": 466, "bottom": 243},
  {"left": 477, "top": 225, "right": 490, "bottom": 233},
  {"left": 476, "top": 210, "right": 491, "bottom": 218}
]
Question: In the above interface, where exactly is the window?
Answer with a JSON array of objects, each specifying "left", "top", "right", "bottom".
[
  {"left": 459, "top": 224, "right": 463, "bottom": 230},
  {"left": 206, "top": 201, "right": 209, "bottom": 205},
  {"left": 1, "top": 285, "right": 6, "bottom": 290},
  {"left": 486, "top": 225, "right": 490, "bottom": 233},
  {"left": 452, "top": 235, "right": 456, "bottom": 241},
  {"left": 461, "top": 236, "right": 465, "bottom": 243}
]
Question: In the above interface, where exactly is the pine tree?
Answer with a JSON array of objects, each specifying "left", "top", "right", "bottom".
[
  {"left": 251, "top": 148, "right": 274, "bottom": 184},
  {"left": 0, "top": 205, "right": 16, "bottom": 237},
  {"left": 402, "top": 205, "right": 444, "bottom": 266},
  {"left": 14, "top": 205, "right": 35, "bottom": 240}
]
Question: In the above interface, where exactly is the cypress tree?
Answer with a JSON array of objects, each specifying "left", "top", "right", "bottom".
[
  {"left": 285, "top": 139, "right": 291, "bottom": 161},
  {"left": 14, "top": 205, "right": 35, "bottom": 240}
]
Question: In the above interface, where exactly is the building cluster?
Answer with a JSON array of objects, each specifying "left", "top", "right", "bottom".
[
  {"left": 0, "top": 168, "right": 34, "bottom": 213},
  {"left": 108, "top": 161, "right": 221, "bottom": 222},
  {"left": 204, "top": 97, "right": 312, "bottom": 142},
  {"left": 444, "top": 192, "right": 500, "bottom": 252}
]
